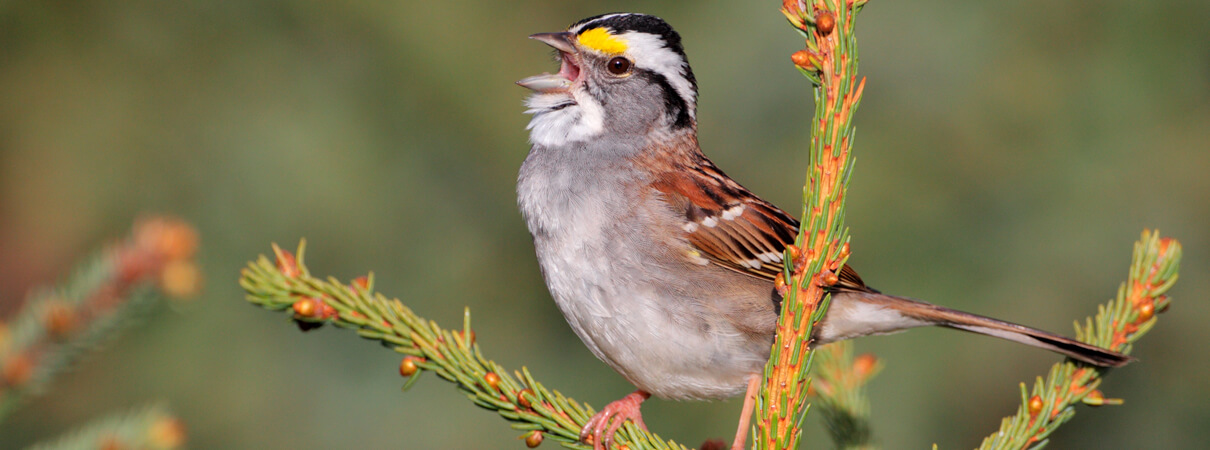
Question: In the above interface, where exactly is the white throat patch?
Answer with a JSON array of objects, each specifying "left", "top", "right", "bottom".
[{"left": 524, "top": 90, "right": 604, "bottom": 147}]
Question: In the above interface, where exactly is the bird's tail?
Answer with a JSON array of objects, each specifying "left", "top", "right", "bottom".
[{"left": 819, "top": 292, "right": 1133, "bottom": 368}]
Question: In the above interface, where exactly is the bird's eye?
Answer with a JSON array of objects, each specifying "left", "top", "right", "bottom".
[{"left": 607, "top": 57, "right": 632, "bottom": 75}]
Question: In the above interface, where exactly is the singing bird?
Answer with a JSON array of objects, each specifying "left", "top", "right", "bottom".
[{"left": 515, "top": 13, "right": 1129, "bottom": 450}]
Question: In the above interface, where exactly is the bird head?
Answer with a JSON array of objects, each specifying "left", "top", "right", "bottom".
[{"left": 519, "top": 13, "right": 699, "bottom": 147}]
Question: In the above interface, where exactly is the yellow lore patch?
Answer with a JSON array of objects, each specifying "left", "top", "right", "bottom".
[{"left": 576, "top": 28, "right": 628, "bottom": 54}]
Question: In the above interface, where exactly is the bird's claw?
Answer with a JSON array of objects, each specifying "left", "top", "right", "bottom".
[{"left": 581, "top": 390, "right": 650, "bottom": 450}]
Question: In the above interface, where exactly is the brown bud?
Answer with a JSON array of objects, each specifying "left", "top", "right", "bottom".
[
  {"left": 785, "top": 244, "right": 801, "bottom": 262},
  {"left": 351, "top": 276, "right": 370, "bottom": 291},
  {"left": 156, "top": 221, "right": 199, "bottom": 262},
  {"left": 852, "top": 354, "right": 878, "bottom": 378},
  {"left": 774, "top": 274, "right": 789, "bottom": 297},
  {"left": 517, "top": 388, "right": 535, "bottom": 409},
  {"left": 292, "top": 297, "right": 320, "bottom": 319},
  {"left": 147, "top": 417, "right": 187, "bottom": 448},
  {"left": 821, "top": 271, "right": 839, "bottom": 286},
  {"left": 44, "top": 302, "right": 77, "bottom": 339},
  {"left": 3, "top": 354, "right": 33, "bottom": 387},
  {"left": 780, "top": 1, "right": 806, "bottom": 29},
  {"left": 1027, "top": 395, "right": 1044, "bottom": 415},
  {"left": 524, "top": 430, "right": 543, "bottom": 448},
  {"left": 484, "top": 372, "right": 501, "bottom": 390},
  {"left": 815, "top": 11, "right": 836, "bottom": 35},
  {"left": 1137, "top": 299, "right": 1155, "bottom": 322},
  {"left": 133, "top": 217, "right": 198, "bottom": 261},
  {"left": 160, "top": 260, "right": 202, "bottom": 299},
  {"left": 399, "top": 356, "right": 422, "bottom": 377},
  {"left": 791, "top": 50, "right": 816, "bottom": 71},
  {"left": 782, "top": 0, "right": 801, "bottom": 15}
]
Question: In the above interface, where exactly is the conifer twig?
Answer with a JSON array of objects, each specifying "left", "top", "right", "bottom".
[
  {"left": 25, "top": 403, "right": 186, "bottom": 450},
  {"left": 240, "top": 242, "right": 688, "bottom": 450},
  {"left": 757, "top": 1, "right": 867, "bottom": 448},
  {"left": 976, "top": 230, "right": 1179, "bottom": 449},
  {"left": 0, "top": 217, "right": 201, "bottom": 423}
]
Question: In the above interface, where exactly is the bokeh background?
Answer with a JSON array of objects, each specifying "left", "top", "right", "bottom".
[{"left": 2, "top": 0, "right": 1207, "bottom": 448}]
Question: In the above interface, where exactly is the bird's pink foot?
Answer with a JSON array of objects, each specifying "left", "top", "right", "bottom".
[{"left": 581, "top": 390, "right": 650, "bottom": 450}]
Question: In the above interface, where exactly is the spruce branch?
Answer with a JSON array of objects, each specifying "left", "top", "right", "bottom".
[
  {"left": 25, "top": 404, "right": 186, "bottom": 450},
  {"left": 0, "top": 217, "right": 201, "bottom": 423},
  {"left": 976, "top": 230, "right": 1180, "bottom": 449},
  {"left": 236, "top": 3, "right": 1178, "bottom": 448},
  {"left": 758, "top": 1, "right": 866, "bottom": 448},
  {"left": 239, "top": 241, "right": 689, "bottom": 450},
  {"left": 809, "top": 342, "right": 879, "bottom": 450}
]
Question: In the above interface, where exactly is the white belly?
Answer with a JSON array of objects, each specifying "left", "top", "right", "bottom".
[{"left": 533, "top": 231, "right": 762, "bottom": 400}]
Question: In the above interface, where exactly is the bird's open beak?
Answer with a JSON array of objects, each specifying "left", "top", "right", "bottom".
[
  {"left": 517, "top": 32, "right": 580, "bottom": 94},
  {"left": 529, "top": 32, "right": 576, "bottom": 53}
]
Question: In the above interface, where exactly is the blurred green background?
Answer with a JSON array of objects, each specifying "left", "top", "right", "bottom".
[{"left": 1, "top": 0, "right": 1207, "bottom": 448}]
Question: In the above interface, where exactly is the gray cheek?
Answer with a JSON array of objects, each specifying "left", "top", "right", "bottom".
[{"left": 594, "top": 78, "right": 666, "bottom": 134}]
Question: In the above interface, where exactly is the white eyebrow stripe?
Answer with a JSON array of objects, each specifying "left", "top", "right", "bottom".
[{"left": 617, "top": 31, "right": 696, "bottom": 119}]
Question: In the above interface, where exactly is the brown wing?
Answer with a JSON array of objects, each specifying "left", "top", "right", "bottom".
[{"left": 650, "top": 153, "right": 874, "bottom": 293}]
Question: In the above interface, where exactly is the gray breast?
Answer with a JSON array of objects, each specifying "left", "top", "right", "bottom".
[{"left": 516, "top": 143, "right": 777, "bottom": 400}]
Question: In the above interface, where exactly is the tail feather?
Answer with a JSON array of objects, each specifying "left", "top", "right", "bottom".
[
  {"left": 822, "top": 293, "right": 1133, "bottom": 368},
  {"left": 942, "top": 319, "right": 1133, "bottom": 368}
]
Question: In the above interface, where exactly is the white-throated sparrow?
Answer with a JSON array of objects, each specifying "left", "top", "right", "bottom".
[{"left": 516, "top": 13, "right": 1128, "bottom": 450}]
